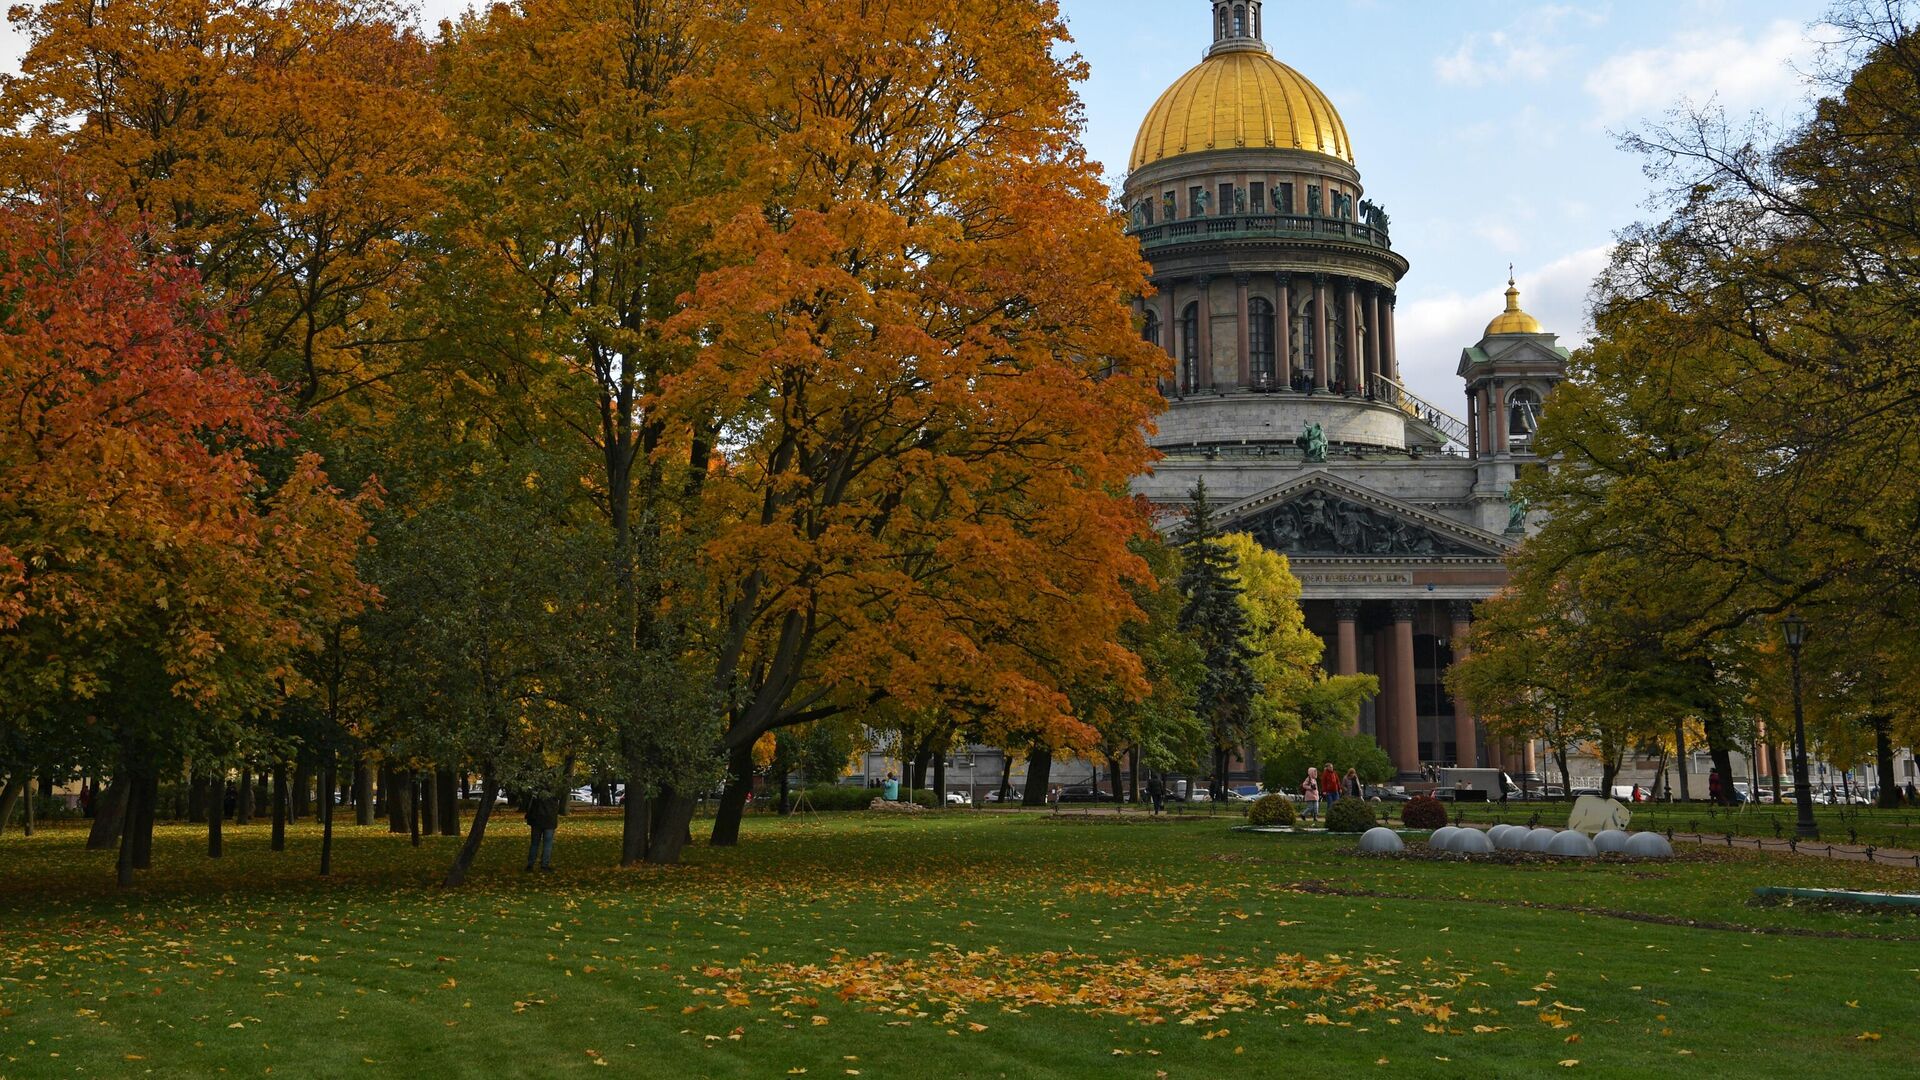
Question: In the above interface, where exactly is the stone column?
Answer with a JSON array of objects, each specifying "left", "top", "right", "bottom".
[
  {"left": 1342, "top": 281, "right": 1360, "bottom": 392},
  {"left": 1334, "top": 600, "right": 1360, "bottom": 676},
  {"left": 1365, "top": 288, "right": 1382, "bottom": 395},
  {"left": 1373, "top": 625, "right": 1393, "bottom": 752},
  {"left": 1275, "top": 274, "right": 1293, "bottom": 383},
  {"left": 1234, "top": 274, "right": 1252, "bottom": 389},
  {"left": 1448, "top": 600, "right": 1477, "bottom": 768},
  {"left": 1162, "top": 282, "right": 1179, "bottom": 394},
  {"left": 1493, "top": 380, "right": 1508, "bottom": 455},
  {"left": 1312, "top": 275, "right": 1329, "bottom": 392},
  {"left": 1466, "top": 388, "right": 1479, "bottom": 460},
  {"left": 1522, "top": 738, "right": 1538, "bottom": 782},
  {"left": 1383, "top": 293, "right": 1398, "bottom": 383},
  {"left": 1196, "top": 276, "right": 1214, "bottom": 392},
  {"left": 1391, "top": 600, "right": 1420, "bottom": 780}
]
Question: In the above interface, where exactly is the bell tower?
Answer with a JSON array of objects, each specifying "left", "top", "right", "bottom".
[
  {"left": 1209, "top": 1, "right": 1268, "bottom": 55},
  {"left": 1458, "top": 276, "right": 1569, "bottom": 534}
]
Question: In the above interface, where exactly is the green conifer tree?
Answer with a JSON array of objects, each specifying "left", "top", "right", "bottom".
[{"left": 1177, "top": 482, "right": 1259, "bottom": 800}]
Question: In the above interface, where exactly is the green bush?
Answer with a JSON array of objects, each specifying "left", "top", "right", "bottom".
[
  {"left": 1325, "top": 797, "right": 1376, "bottom": 833},
  {"left": 793, "top": 785, "right": 936, "bottom": 812},
  {"left": 1401, "top": 794, "right": 1448, "bottom": 830},
  {"left": 1246, "top": 793, "right": 1297, "bottom": 827}
]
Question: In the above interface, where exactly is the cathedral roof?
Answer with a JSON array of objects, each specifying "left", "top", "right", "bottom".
[{"left": 1129, "top": 50, "right": 1354, "bottom": 171}]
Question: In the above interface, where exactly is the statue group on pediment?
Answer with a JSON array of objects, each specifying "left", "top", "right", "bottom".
[{"left": 1244, "top": 491, "right": 1479, "bottom": 557}]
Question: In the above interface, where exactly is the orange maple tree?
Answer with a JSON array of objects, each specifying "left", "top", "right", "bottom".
[{"left": 664, "top": 0, "right": 1168, "bottom": 843}]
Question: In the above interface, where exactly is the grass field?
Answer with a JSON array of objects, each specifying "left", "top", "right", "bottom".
[{"left": 2, "top": 810, "right": 1917, "bottom": 1078}]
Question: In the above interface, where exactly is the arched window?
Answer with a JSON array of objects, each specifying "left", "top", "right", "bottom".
[
  {"left": 1249, "top": 298, "right": 1275, "bottom": 386},
  {"left": 1143, "top": 310, "right": 1161, "bottom": 350},
  {"left": 1181, "top": 302, "right": 1201, "bottom": 393},
  {"left": 1233, "top": 4, "right": 1247, "bottom": 35},
  {"left": 1508, "top": 387, "right": 1542, "bottom": 447}
]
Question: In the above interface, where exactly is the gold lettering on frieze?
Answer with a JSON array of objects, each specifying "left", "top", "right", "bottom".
[{"left": 1296, "top": 571, "right": 1415, "bottom": 586}]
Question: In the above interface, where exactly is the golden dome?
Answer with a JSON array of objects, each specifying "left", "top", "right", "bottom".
[
  {"left": 1485, "top": 279, "right": 1543, "bottom": 336},
  {"left": 1129, "top": 51, "right": 1353, "bottom": 172}
]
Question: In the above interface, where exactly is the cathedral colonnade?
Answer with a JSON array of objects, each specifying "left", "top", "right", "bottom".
[{"left": 1142, "top": 273, "right": 1399, "bottom": 398}]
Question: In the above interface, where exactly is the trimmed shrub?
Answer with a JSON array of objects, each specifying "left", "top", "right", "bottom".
[
  {"left": 797, "top": 785, "right": 937, "bottom": 812},
  {"left": 1325, "top": 797, "right": 1376, "bottom": 833},
  {"left": 1246, "top": 793, "right": 1297, "bottom": 827},
  {"left": 1401, "top": 794, "right": 1448, "bottom": 830}
]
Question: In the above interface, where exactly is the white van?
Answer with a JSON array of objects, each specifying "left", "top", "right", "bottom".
[{"left": 1436, "top": 768, "right": 1519, "bottom": 802}]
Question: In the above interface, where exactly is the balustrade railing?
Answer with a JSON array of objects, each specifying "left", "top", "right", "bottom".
[{"left": 1128, "top": 213, "right": 1393, "bottom": 252}]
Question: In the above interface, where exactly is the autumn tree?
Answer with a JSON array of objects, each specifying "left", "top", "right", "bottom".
[
  {"left": 666, "top": 0, "right": 1166, "bottom": 845},
  {"left": 0, "top": 191, "right": 372, "bottom": 882}
]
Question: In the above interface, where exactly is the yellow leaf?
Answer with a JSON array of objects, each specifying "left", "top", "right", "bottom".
[{"left": 1558, "top": 1061, "right": 1580, "bottom": 1068}]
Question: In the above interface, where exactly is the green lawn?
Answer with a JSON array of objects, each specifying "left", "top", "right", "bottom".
[{"left": 2, "top": 811, "right": 1916, "bottom": 1078}]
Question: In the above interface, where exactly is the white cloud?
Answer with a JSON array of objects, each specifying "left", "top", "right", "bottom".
[
  {"left": 1585, "top": 18, "right": 1821, "bottom": 124},
  {"left": 1395, "top": 244, "right": 1611, "bottom": 408},
  {"left": 1434, "top": 5, "right": 1607, "bottom": 87}
]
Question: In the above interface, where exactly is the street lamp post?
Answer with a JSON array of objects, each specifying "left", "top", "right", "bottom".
[{"left": 1782, "top": 615, "right": 1819, "bottom": 841}]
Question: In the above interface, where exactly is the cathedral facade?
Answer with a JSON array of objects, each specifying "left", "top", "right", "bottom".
[{"left": 1126, "top": 1, "right": 1569, "bottom": 782}]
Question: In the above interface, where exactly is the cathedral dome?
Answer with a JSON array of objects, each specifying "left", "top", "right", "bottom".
[
  {"left": 1485, "top": 280, "right": 1543, "bottom": 336},
  {"left": 1129, "top": 50, "right": 1354, "bottom": 172}
]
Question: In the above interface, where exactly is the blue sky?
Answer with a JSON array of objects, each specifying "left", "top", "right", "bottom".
[{"left": 3, "top": 0, "right": 1837, "bottom": 404}]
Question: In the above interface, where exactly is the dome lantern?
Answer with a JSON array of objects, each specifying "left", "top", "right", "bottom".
[{"left": 1209, "top": 1, "right": 1268, "bottom": 57}]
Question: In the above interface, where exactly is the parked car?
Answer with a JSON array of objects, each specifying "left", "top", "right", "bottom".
[
  {"left": 944, "top": 791, "right": 972, "bottom": 806},
  {"left": 1361, "top": 785, "right": 1409, "bottom": 802},
  {"left": 1227, "top": 784, "right": 1264, "bottom": 802},
  {"left": 1056, "top": 786, "right": 1109, "bottom": 804}
]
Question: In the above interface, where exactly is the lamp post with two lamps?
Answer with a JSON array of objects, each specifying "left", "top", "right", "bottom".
[{"left": 1781, "top": 614, "right": 1819, "bottom": 841}]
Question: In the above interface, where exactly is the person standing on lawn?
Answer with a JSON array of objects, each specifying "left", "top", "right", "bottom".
[
  {"left": 524, "top": 790, "right": 560, "bottom": 872},
  {"left": 1708, "top": 768, "right": 1724, "bottom": 806},
  {"left": 1320, "top": 763, "right": 1340, "bottom": 806},
  {"left": 1147, "top": 774, "right": 1166, "bottom": 816},
  {"left": 1300, "top": 771, "right": 1320, "bottom": 822}
]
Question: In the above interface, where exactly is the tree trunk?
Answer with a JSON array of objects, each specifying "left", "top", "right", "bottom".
[
  {"left": 443, "top": 776, "right": 500, "bottom": 887},
  {"left": 933, "top": 753, "right": 947, "bottom": 806},
  {"left": 1128, "top": 748, "right": 1140, "bottom": 804},
  {"left": 1770, "top": 743, "right": 1785, "bottom": 805},
  {"left": 409, "top": 773, "right": 423, "bottom": 847},
  {"left": 386, "top": 766, "right": 410, "bottom": 834},
  {"left": 131, "top": 773, "right": 158, "bottom": 870},
  {"left": 1701, "top": 711, "right": 1737, "bottom": 806},
  {"left": 1022, "top": 746, "right": 1052, "bottom": 807},
  {"left": 353, "top": 760, "right": 374, "bottom": 826},
  {"left": 646, "top": 790, "right": 697, "bottom": 864},
  {"left": 778, "top": 769, "right": 791, "bottom": 816},
  {"left": 291, "top": 757, "right": 312, "bottom": 820},
  {"left": 419, "top": 770, "right": 439, "bottom": 837},
  {"left": 271, "top": 763, "right": 288, "bottom": 852},
  {"left": 620, "top": 777, "right": 650, "bottom": 867},
  {"left": 319, "top": 758, "right": 337, "bottom": 877},
  {"left": 709, "top": 744, "right": 755, "bottom": 847},
  {"left": 910, "top": 744, "right": 932, "bottom": 791},
  {"left": 87, "top": 779, "right": 128, "bottom": 850},
  {"left": 998, "top": 756, "right": 1013, "bottom": 804},
  {"left": 235, "top": 767, "right": 253, "bottom": 826},
  {"left": 437, "top": 767, "right": 460, "bottom": 836},
  {"left": 1553, "top": 744, "right": 1572, "bottom": 799},
  {"left": 1673, "top": 723, "right": 1692, "bottom": 801},
  {"left": 0, "top": 774, "right": 23, "bottom": 835},
  {"left": 1873, "top": 717, "right": 1900, "bottom": 809},
  {"left": 115, "top": 775, "right": 138, "bottom": 889},
  {"left": 207, "top": 775, "right": 226, "bottom": 858},
  {"left": 21, "top": 779, "right": 32, "bottom": 837}
]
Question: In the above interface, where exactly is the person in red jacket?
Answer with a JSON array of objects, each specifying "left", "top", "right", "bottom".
[{"left": 1321, "top": 763, "right": 1341, "bottom": 805}]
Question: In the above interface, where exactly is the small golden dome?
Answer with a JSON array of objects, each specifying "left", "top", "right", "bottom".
[
  {"left": 1485, "top": 279, "right": 1543, "bottom": 336},
  {"left": 1130, "top": 51, "right": 1353, "bottom": 172}
]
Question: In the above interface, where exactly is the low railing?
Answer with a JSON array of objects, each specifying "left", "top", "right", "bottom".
[
  {"left": 1128, "top": 213, "right": 1394, "bottom": 252},
  {"left": 1375, "top": 376, "right": 1471, "bottom": 449}
]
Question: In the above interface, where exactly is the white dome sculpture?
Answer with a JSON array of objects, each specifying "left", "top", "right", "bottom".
[
  {"left": 1521, "top": 827, "right": 1558, "bottom": 853},
  {"left": 1593, "top": 830, "right": 1632, "bottom": 854},
  {"left": 1624, "top": 832, "right": 1675, "bottom": 859},
  {"left": 1360, "top": 827, "right": 1406, "bottom": 853},
  {"left": 1546, "top": 831, "right": 1598, "bottom": 858}
]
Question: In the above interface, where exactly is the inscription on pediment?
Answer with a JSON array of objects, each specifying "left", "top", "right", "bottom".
[{"left": 1241, "top": 491, "right": 1484, "bottom": 557}]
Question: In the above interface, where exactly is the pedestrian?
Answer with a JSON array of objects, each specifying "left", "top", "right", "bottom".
[
  {"left": 1320, "top": 762, "right": 1341, "bottom": 806},
  {"left": 1345, "top": 770, "right": 1362, "bottom": 801},
  {"left": 524, "top": 789, "right": 559, "bottom": 872},
  {"left": 1707, "top": 767, "right": 1723, "bottom": 806},
  {"left": 1631, "top": 783, "right": 1643, "bottom": 804},
  {"left": 1147, "top": 774, "right": 1166, "bottom": 816},
  {"left": 1300, "top": 771, "right": 1320, "bottom": 822}
]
